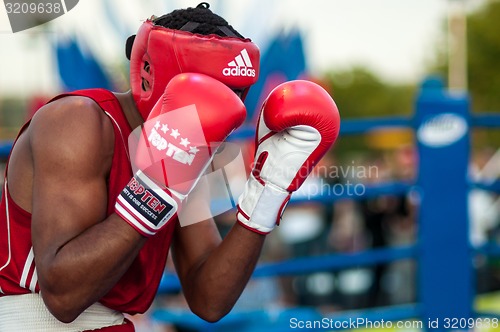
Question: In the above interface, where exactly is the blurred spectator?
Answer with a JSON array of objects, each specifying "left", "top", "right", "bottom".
[
  {"left": 358, "top": 146, "right": 417, "bottom": 307},
  {"left": 469, "top": 148, "right": 500, "bottom": 247},
  {"left": 325, "top": 145, "right": 417, "bottom": 310},
  {"left": 277, "top": 174, "right": 332, "bottom": 307},
  {"left": 469, "top": 148, "right": 500, "bottom": 293}
]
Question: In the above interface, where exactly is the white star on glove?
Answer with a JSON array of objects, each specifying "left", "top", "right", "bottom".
[
  {"left": 170, "top": 129, "right": 180, "bottom": 139},
  {"left": 161, "top": 124, "right": 169, "bottom": 134},
  {"left": 180, "top": 138, "right": 190, "bottom": 147}
]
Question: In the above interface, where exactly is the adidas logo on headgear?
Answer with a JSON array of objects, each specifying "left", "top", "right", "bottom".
[{"left": 223, "top": 49, "right": 256, "bottom": 77}]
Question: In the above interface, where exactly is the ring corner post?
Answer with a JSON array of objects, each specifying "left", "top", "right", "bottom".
[{"left": 415, "top": 76, "right": 472, "bottom": 331}]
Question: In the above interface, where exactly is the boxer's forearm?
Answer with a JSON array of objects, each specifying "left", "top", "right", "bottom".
[
  {"left": 36, "top": 214, "right": 145, "bottom": 323},
  {"left": 181, "top": 224, "right": 265, "bottom": 322}
]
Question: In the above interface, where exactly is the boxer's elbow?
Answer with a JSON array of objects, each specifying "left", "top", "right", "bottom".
[
  {"left": 41, "top": 291, "right": 83, "bottom": 323},
  {"left": 189, "top": 300, "right": 232, "bottom": 323},
  {"left": 38, "top": 270, "right": 85, "bottom": 323},
  {"left": 192, "top": 308, "right": 228, "bottom": 323}
]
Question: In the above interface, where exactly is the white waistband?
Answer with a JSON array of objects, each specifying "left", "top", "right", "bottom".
[{"left": 0, "top": 293, "right": 125, "bottom": 331}]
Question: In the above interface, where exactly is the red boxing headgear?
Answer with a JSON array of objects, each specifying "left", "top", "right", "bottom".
[{"left": 128, "top": 20, "right": 260, "bottom": 120}]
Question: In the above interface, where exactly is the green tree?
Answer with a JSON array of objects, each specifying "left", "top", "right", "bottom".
[
  {"left": 465, "top": 0, "right": 500, "bottom": 148},
  {"left": 431, "top": 0, "right": 500, "bottom": 113},
  {"left": 324, "top": 66, "right": 415, "bottom": 119},
  {"left": 321, "top": 66, "right": 416, "bottom": 156},
  {"left": 467, "top": 0, "right": 500, "bottom": 112}
]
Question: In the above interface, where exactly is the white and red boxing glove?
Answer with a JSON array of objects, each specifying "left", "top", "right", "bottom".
[
  {"left": 237, "top": 80, "right": 340, "bottom": 234},
  {"left": 115, "top": 73, "right": 246, "bottom": 236}
]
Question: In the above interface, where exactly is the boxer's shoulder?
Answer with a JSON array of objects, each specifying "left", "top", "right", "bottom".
[
  {"left": 30, "top": 95, "right": 115, "bottom": 150},
  {"left": 27, "top": 95, "right": 115, "bottom": 174}
]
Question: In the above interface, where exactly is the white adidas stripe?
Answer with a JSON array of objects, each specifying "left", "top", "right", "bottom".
[
  {"left": 20, "top": 247, "right": 34, "bottom": 289},
  {"left": 234, "top": 55, "right": 246, "bottom": 67},
  {"left": 240, "top": 49, "right": 252, "bottom": 67},
  {"left": 29, "top": 268, "right": 38, "bottom": 292},
  {"left": 228, "top": 49, "right": 253, "bottom": 68}
]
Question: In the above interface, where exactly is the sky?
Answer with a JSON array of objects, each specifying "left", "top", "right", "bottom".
[{"left": 0, "top": 0, "right": 486, "bottom": 96}]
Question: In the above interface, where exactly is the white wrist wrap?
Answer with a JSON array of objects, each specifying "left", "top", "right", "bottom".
[{"left": 237, "top": 173, "right": 290, "bottom": 234}]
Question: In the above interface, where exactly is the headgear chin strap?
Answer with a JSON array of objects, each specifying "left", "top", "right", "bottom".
[{"left": 127, "top": 20, "right": 260, "bottom": 120}]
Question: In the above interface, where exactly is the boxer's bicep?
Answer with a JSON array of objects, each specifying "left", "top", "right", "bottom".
[{"left": 29, "top": 99, "right": 113, "bottom": 265}]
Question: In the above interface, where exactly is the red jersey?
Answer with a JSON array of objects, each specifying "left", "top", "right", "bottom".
[{"left": 0, "top": 89, "right": 176, "bottom": 314}]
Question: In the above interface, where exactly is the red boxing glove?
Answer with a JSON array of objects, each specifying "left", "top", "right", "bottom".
[
  {"left": 237, "top": 80, "right": 340, "bottom": 234},
  {"left": 116, "top": 73, "right": 246, "bottom": 236}
]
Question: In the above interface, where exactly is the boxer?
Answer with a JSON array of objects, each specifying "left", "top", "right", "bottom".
[{"left": 0, "top": 3, "right": 340, "bottom": 331}]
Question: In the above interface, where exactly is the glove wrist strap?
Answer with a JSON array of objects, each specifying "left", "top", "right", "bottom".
[
  {"left": 115, "top": 171, "right": 178, "bottom": 237},
  {"left": 237, "top": 173, "right": 290, "bottom": 234}
]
